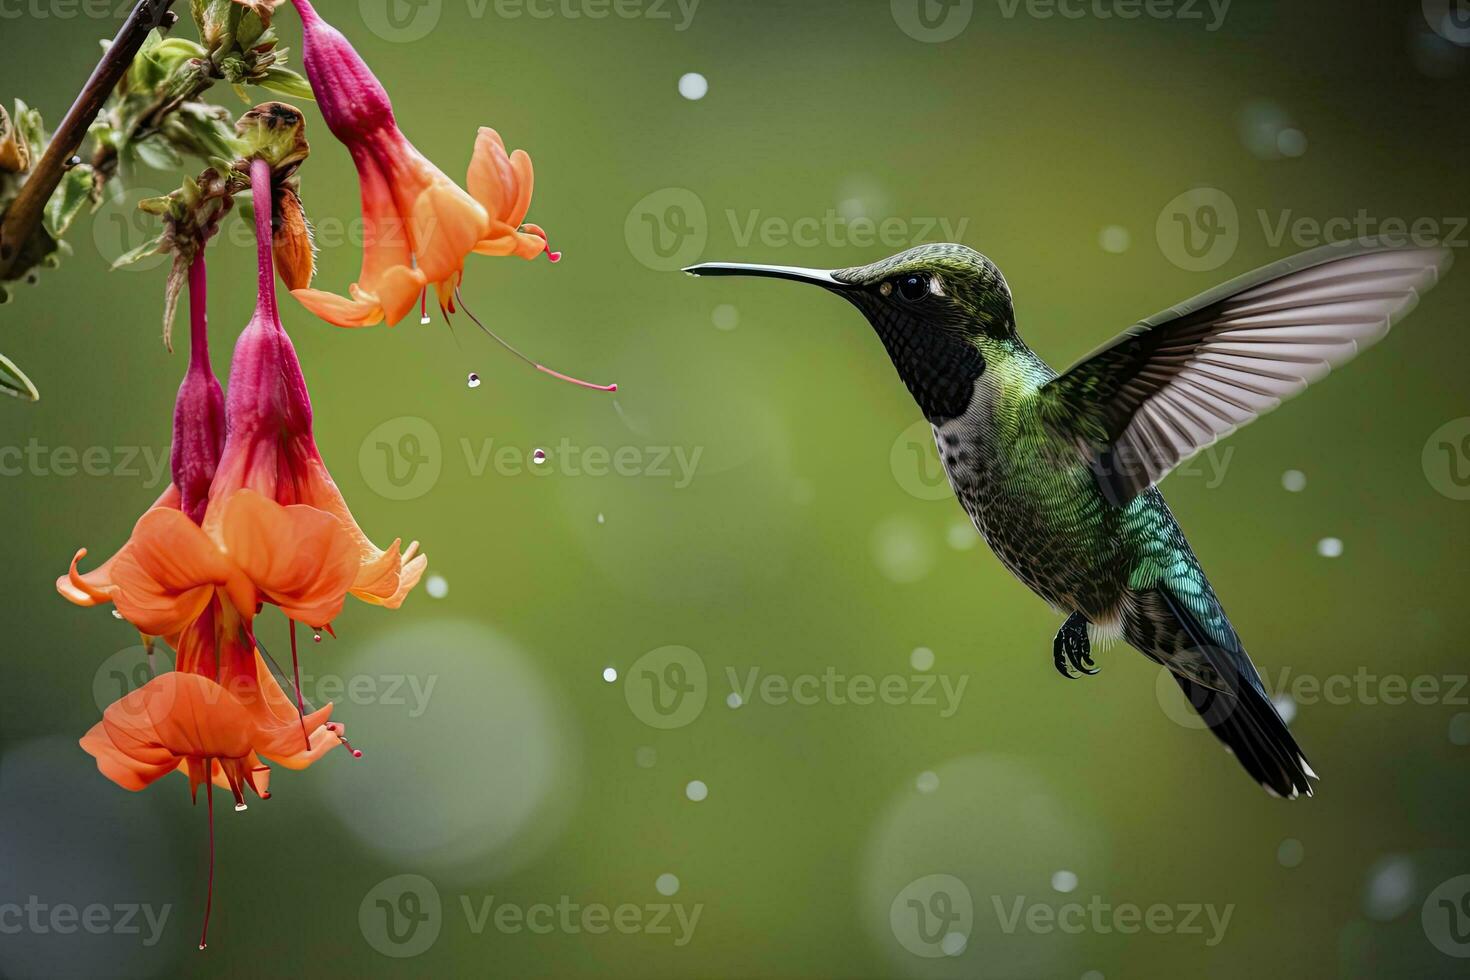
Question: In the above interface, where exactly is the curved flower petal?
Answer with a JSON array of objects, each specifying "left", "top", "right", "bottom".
[
  {"left": 467, "top": 128, "right": 534, "bottom": 230},
  {"left": 108, "top": 508, "right": 240, "bottom": 638},
  {"left": 296, "top": 457, "right": 427, "bottom": 607},
  {"left": 218, "top": 490, "right": 359, "bottom": 627},
  {"left": 82, "top": 673, "right": 257, "bottom": 793},
  {"left": 57, "top": 486, "right": 182, "bottom": 606}
]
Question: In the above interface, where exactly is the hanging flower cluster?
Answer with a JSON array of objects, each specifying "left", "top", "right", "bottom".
[
  {"left": 55, "top": 0, "right": 614, "bottom": 950},
  {"left": 59, "top": 153, "right": 425, "bottom": 949}
]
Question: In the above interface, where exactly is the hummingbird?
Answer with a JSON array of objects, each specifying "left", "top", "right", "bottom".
[{"left": 686, "top": 240, "right": 1451, "bottom": 798}]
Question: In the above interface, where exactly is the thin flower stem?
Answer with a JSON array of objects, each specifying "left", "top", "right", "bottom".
[
  {"left": 289, "top": 620, "right": 310, "bottom": 752},
  {"left": 0, "top": 0, "right": 179, "bottom": 279},
  {"left": 199, "top": 777, "right": 214, "bottom": 951}
]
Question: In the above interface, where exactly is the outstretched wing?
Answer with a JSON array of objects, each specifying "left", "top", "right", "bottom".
[{"left": 1038, "top": 240, "right": 1452, "bottom": 506}]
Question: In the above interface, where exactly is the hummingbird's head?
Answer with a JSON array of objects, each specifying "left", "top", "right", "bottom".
[{"left": 686, "top": 244, "right": 1015, "bottom": 421}]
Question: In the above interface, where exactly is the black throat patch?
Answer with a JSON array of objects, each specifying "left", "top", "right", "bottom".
[{"left": 849, "top": 297, "right": 986, "bottom": 422}]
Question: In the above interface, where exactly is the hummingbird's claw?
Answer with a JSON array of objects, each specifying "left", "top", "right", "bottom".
[{"left": 1053, "top": 613, "right": 1098, "bottom": 680}]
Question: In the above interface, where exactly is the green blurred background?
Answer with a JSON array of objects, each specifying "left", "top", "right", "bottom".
[{"left": 3, "top": 0, "right": 1470, "bottom": 976}]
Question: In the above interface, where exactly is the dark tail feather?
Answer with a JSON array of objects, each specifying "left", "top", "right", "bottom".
[{"left": 1175, "top": 676, "right": 1317, "bottom": 799}]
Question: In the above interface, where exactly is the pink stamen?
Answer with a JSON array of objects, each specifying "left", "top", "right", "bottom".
[
  {"left": 536, "top": 364, "right": 616, "bottom": 392},
  {"left": 327, "top": 722, "right": 364, "bottom": 758},
  {"left": 453, "top": 286, "right": 615, "bottom": 394},
  {"left": 199, "top": 780, "right": 215, "bottom": 951},
  {"left": 289, "top": 620, "right": 310, "bottom": 752}
]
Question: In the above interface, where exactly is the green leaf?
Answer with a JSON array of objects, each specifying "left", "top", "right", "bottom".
[
  {"left": 110, "top": 234, "right": 164, "bottom": 269},
  {"left": 132, "top": 135, "right": 183, "bottom": 171},
  {"left": 257, "top": 67, "right": 315, "bottom": 101},
  {"left": 0, "top": 352, "right": 40, "bottom": 402},
  {"left": 42, "top": 165, "right": 94, "bottom": 238}
]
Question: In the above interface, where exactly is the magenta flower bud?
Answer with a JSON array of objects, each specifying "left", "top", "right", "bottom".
[{"left": 172, "top": 254, "right": 225, "bottom": 525}]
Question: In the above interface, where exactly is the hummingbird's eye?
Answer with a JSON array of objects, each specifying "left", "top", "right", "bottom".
[{"left": 895, "top": 274, "right": 930, "bottom": 302}]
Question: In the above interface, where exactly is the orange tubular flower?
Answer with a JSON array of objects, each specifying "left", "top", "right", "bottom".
[
  {"left": 60, "top": 159, "right": 425, "bottom": 949},
  {"left": 284, "top": 0, "right": 555, "bottom": 329},
  {"left": 210, "top": 157, "right": 427, "bottom": 611}
]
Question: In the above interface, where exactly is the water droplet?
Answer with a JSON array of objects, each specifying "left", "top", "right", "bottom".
[
  {"left": 677, "top": 72, "right": 708, "bottom": 101},
  {"left": 1277, "top": 128, "right": 1308, "bottom": 157},
  {"left": 596, "top": 512, "right": 605, "bottom": 525},
  {"left": 1098, "top": 225, "right": 1131, "bottom": 254},
  {"left": 1282, "top": 469, "right": 1307, "bottom": 492},
  {"left": 1272, "top": 693, "right": 1297, "bottom": 725},
  {"left": 947, "top": 520, "right": 978, "bottom": 550},
  {"left": 1364, "top": 856, "right": 1415, "bottom": 920},
  {"left": 712, "top": 304, "right": 739, "bottom": 331},
  {"left": 425, "top": 574, "right": 448, "bottom": 599},
  {"left": 910, "top": 646, "right": 935, "bottom": 671},
  {"left": 685, "top": 780, "right": 708, "bottom": 802},
  {"left": 726, "top": 692, "right": 743, "bottom": 709},
  {"left": 312, "top": 630, "right": 323, "bottom": 643},
  {"left": 420, "top": 315, "right": 432, "bottom": 326},
  {"left": 466, "top": 372, "right": 481, "bottom": 389},
  {"left": 1277, "top": 838, "right": 1304, "bottom": 868},
  {"left": 655, "top": 873, "right": 680, "bottom": 896},
  {"left": 111, "top": 609, "right": 124, "bottom": 620},
  {"left": 1316, "top": 537, "right": 1344, "bottom": 558},
  {"left": 234, "top": 802, "right": 248, "bottom": 812},
  {"left": 940, "top": 932, "right": 967, "bottom": 956},
  {"left": 532, "top": 449, "right": 547, "bottom": 465},
  {"left": 602, "top": 666, "right": 618, "bottom": 683},
  {"left": 915, "top": 770, "right": 939, "bottom": 793},
  {"left": 1051, "top": 869, "right": 1079, "bottom": 893}
]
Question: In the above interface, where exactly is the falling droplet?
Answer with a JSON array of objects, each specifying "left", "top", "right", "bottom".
[
  {"left": 420, "top": 315, "right": 432, "bottom": 325},
  {"left": 111, "top": 609, "right": 124, "bottom": 620},
  {"left": 532, "top": 449, "right": 547, "bottom": 465},
  {"left": 602, "top": 666, "right": 618, "bottom": 683},
  {"left": 467, "top": 372, "right": 481, "bottom": 389},
  {"left": 596, "top": 513, "right": 605, "bottom": 524},
  {"left": 312, "top": 630, "right": 323, "bottom": 643},
  {"left": 234, "top": 802, "right": 248, "bottom": 812}
]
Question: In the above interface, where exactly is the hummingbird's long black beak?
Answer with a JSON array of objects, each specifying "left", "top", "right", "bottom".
[{"left": 682, "top": 262, "right": 854, "bottom": 290}]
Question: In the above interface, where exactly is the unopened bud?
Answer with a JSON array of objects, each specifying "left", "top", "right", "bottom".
[{"left": 272, "top": 186, "right": 314, "bottom": 290}]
